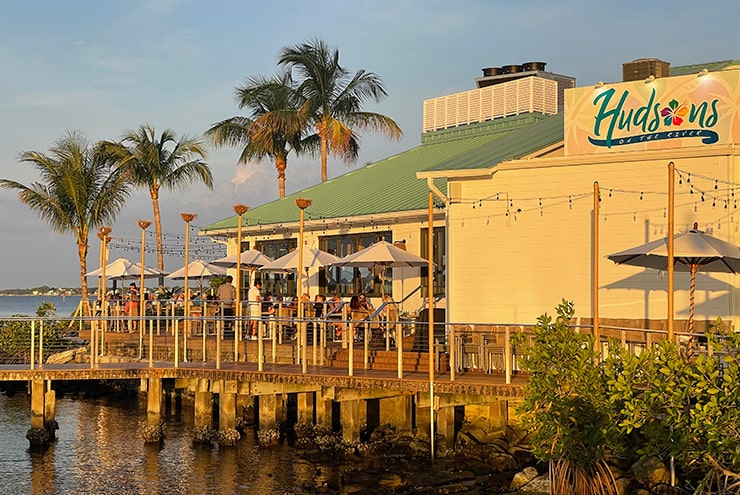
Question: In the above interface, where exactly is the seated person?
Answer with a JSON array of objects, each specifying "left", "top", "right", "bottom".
[
  {"left": 261, "top": 292, "right": 275, "bottom": 320},
  {"left": 313, "top": 294, "right": 327, "bottom": 318},
  {"left": 327, "top": 296, "right": 344, "bottom": 339},
  {"left": 349, "top": 295, "right": 369, "bottom": 341},
  {"left": 359, "top": 293, "right": 373, "bottom": 311}
]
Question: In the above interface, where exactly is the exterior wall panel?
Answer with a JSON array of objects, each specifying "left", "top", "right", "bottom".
[{"left": 447, "top": 153, "right": 738, "bottom": 326}]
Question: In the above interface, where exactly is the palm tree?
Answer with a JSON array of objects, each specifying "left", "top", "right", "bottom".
[
  {"left": 0, "top": 131, "right": 131, "bottom": 314},
  {"left": 206, "top": 71, "right": 313, "bottom": 198},
  {"left": 278, "top": 37, "right": 403, "bottom": 183},
  {"left": 102, "top": 125, "right": 212, "bottom": 282}
]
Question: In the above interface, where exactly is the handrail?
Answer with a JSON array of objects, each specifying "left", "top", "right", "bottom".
[{"left": 0, "top": 314, "right": 723, "bottom": 387}]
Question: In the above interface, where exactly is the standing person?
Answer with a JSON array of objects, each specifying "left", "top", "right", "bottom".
[
  {"left": 247, "top": 280, "right": 262, "bottom": 338},
  {"left": 126, "top": 282, "right": 140, "bottom": 331},
  {"left": 217, "top": 275, "right": 236, "bottom": 333}
]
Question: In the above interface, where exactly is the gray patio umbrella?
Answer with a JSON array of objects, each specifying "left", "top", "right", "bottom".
[
  {"left": 331, "top": 240, "right": 429, "bottom": 297},
  {"left": 607, "top": 223, "right": 740, "bottom": 333}
]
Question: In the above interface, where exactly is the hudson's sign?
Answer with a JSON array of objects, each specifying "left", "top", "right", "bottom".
[{"left": 564, "top": 69, "right": 740, "bottom": 155}]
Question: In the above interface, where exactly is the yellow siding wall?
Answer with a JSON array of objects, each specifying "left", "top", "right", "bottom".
[{"left": 447, "top": 152, "right": 739, "bottom": 325}]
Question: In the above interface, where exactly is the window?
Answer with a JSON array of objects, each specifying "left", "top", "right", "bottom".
[
  {"left": 320, "top": 231, "right": 392, "bottom": 297},
  {"left": 255, "top": 238, "right": 297, "bottom": 297},
  {"left": 420, "top": 227, "right": 445, "bottom": 297}
]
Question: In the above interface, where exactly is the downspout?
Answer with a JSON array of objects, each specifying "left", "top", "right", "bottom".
[
  {"left": 426, "top": 178, "right": 448, "bottom": 461},
  {"left": 426, "top": 178, "right": 448, "bottom": 207}
]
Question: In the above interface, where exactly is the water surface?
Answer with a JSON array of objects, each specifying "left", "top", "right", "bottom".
[{"left": 0, "top": 392, "right": 319, "bottom": 495}]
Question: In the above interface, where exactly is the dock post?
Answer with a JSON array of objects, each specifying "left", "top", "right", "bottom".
[
  {"left": 258, "top": 394, "right": 279, "bottom": 431},
  {"left": 379, "top": 394, "right": 412, "bottom": 430},
  {"left": 218, "top": 380, "right": 237, "bottom": 432},
  {"left": 315, "top": 389, "right": 333, "bottom": 426},
  {"left": 297, "top": 391, "right": 315, "bottom": 424},
  {"left": 340, "top": 399, "right": 364, "bottom": 442},
  {"left": 436, "top": 406, "right": 455, "bottom": 451},
  {"left": 27, "top": 379, "right": 56, "bottom": 446},
  {"left": 194, "top": 379, "right": 212, "bottom": 429},
  {"left": 143, "top": 378, "right": 165, "bottom": 443}
]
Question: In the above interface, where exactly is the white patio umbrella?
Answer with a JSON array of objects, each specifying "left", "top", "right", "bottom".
[
  {"left": 86, "top": 257, "right": 164, "bottom": 280},
  {"left": 260, "top": 246, "right": 339, "bottom": 295},
  {"left": 607, "top": 223, "right": 740, "bottom": 333},
  {"left": 166, "top": 259, "right": 227, "bottom": 280},
  {"left": 331, "top": 240, "right": 429, "bottom": 296},
  {"left": 212, "top": 250, "right": 274, "bottom": 269},
  {"left": 212, "top": 249, "right": 274, "bottom": 286}
]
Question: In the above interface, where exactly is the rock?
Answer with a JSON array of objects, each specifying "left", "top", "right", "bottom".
[
  {"left": 409, "top": 438, "right": 431, "bottom": 458},
  {"left": 517, "top": 473, "right": 550, "bottom": 495},
  {"left": 510, "top": 466, "right": 539, "bottom": 490},
  {"left": 340, "top": 484, "right": 363, "bottom": 494},
  {"left": 488, "top": 452, "right": 518, "bottom": 471},
  {"left": 650, "top": 484, "right": 688, "bottom": 495},
  {"left": 614, "top": 476, "right": 632, "bottom": 495},
  {"left": 46, "top": 346, "right": 87, "bottom": 364},
  {"left": 378, "top": 473, "right": 404, "bottom": 488},
  {"left": 631, "top": 457, "right": 670, "bottom": 488},
  {"left": 430, "top": 481, "right": 477, "bottom": 494}
]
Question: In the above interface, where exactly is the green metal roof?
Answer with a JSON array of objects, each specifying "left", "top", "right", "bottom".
[
  {"left": 670, "top": 60, "right": 740, "bottom": 76},
  {"left": 202, "top": 112, "right": 564, "bottom": 233}
]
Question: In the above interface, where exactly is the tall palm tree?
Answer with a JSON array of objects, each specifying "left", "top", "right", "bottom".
[
  {"left": 102, "top": 125, "right": 212, "bottom": 282},
  {"left": 206, "top": 71, "right": 313, "bottom": 198},
  {"left": 278, "top": 37, "right": 403, "bottom": 183},
  {"left": 0, "top": 131, "right": 131, "bottom": 314}
]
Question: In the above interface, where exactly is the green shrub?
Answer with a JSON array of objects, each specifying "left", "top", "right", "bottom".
[{"left": 514, "top": 300, "right": 621, "bottom": 495}]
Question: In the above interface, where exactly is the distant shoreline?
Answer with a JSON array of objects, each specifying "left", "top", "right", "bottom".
[{"left": 0, "top": 294, "right": 79, "bottom": 297}]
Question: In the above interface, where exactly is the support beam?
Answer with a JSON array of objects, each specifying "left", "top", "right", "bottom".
[
  {"left": 194, "top": 389, "right": 213, "bottom": 429},
  {"left": 415, "top": 398, "right": 432, "bottom": 440},
  {"left": 219, "top": 392, "right": 236, "bottom": 431},
  {"left": 30, "top": 379, "right": 45, "bottom": 430},
  {"left": 249, "top": 381, "right": 321, "bottom": 396},
  {"left": 340, "top": 399, "right": 363, "bottom": 443},
  {"left": 147, "top": 378, "right": 162, "bottom": 424},
  {"left": 436, "top": 406, "right": 455, "bottom": 451},
  {"left": 315, "top": 390, "right": 333, "bottom": 426},
  {"left": 335, "top": 388, "right": 412, "bottom": 402},
  {"left": 258, "top": 394, "right": 280, "bottom": 431},
  {"left": 297, "top": 392, "right": 315, "bottom": 424},
  {"left": 379, "top": 395, "right": 412, "bottom": 431},
  {"left": 489, "top": 401, "right": 509, "bottom": 428}
]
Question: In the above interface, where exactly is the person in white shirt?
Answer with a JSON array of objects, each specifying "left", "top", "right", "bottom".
[{"left": 247, "top": 280, "right": 262, "bottom": 338}]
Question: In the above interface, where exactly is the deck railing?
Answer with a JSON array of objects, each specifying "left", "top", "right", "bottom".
[{"left": 0, "top": 310, "right": 727, "bottom": 385}]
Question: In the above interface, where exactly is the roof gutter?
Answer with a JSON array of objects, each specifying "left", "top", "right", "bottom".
[{"left": 426, "top": 177, "right": 449, "bottom": 206}]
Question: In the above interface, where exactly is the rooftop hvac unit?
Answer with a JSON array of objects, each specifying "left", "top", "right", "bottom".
[{"left": 622, "top": 58, "right": 670, "bottom": 81}]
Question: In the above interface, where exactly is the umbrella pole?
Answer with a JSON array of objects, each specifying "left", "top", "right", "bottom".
[{"left": 686, "top": 264, "right": 698, "bottom": 359}]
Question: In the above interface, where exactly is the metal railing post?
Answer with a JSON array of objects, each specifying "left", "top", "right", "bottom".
[
  {"left": 397, "top": 321, "right": 403, "bottom": 379},
  {"left": 450, "top": 324, "right": 456, "bottom": 382},
  {"left": 30, "top": 320, "right": 36, "bottom": 371},
  {"left": 348, "top": 321, "right": 354, "bottom": 376}
]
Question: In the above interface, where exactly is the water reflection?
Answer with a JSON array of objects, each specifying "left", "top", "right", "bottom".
[{"left": 0, "top": 393, "right": 317, "bottom": 495}]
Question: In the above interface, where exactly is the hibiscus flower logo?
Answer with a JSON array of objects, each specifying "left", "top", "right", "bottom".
[{"left": 660, "top": 99, "right": 689, "bottom": 126}]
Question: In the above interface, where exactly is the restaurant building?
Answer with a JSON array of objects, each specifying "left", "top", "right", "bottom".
[
  {"left": 203, "top": 58, "right": 740, "bottom": 328},
  {"left": 422, "top": 58, "right": 740, "bottom": 327}
]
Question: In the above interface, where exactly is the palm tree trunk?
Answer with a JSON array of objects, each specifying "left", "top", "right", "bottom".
[
  {"left": 77, "top": 238, "right": 91, "bottom": 316},
  {"left": 276, "top": 154, "right": 287, "bottom": 198},
  {"left": 150, "top": 188, "right": 165, "bottom": 287},
  {"left": 321, "top": 134, "right": 328, "bottom": 183}
]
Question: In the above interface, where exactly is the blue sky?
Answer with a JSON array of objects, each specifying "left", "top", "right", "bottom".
[{"left": 1, "top": 0, "right": 739, "bottom": 289}]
